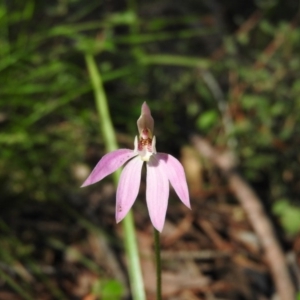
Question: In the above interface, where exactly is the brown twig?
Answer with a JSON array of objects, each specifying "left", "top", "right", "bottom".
[
  {"left": 198, "top": 219, "right": 232, "bottom": 251},
  {"left": 211, "top": 10, "right": 263, "bottom": 60},
  {"left": 230, "top": 13, "right": 300, "bottom": 103},
  {"left": 191, "top": 135, "right": 296, "bottom": 300},
  {"left": 253, "top": 15, "right": 299, "bottom": 70}
]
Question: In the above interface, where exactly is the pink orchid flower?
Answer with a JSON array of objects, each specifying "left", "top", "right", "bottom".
[{"left": 82, "top": 102, "right": 190, "bottom": 231}]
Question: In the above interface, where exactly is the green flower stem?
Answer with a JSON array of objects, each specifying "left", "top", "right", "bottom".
[
  {"left": 84, "top": 53, "right": 146, "bottom": 300},
  {"left": 154, "top": 228, "right": 162, "bottom": 300}
]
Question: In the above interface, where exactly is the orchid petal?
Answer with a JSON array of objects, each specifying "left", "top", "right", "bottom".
[
  {"left": 157, "top": 153, "right": 190, "bottom": 209},
  {"left": 146, "top": 155, "right": 169, "bottom": 232},
  {"left": 81, "top": 149, "right": 137, "bottom": 187},
  {"left": 116, "top": 156, "right": 143, "bottom": 222},
  {"left": 137, "top": 102, "right": 154, "bottom": 137}
]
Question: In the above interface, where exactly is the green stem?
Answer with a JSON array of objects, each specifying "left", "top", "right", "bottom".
[
  {"left": 84, "top": 54, "right": 117, "bottom": 152},
  {"left": 140, "top": 53, "right": 211, "bottom": 69},
  {"left": 84, "top": 53, "right": 146, "bottom": 300},
  {"left": 154, "top": 228, "right": 162, "bottom": 300}
]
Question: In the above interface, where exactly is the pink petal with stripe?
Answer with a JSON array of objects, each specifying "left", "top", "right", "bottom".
[
  {"left": 146, "top": 155, "right": 169, "bottom": 232},
  {"left": 116, "top": 156, "right": 144, "bottom": 222},
  {"left": 157, "top": 153, "right": 190, "bottom": 209},
  {"left": 81, "top": 149, "right": 137, "bottom": 187}
]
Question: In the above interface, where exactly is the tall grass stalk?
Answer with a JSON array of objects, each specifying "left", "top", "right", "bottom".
[{"left": 84, "top": 53, "right": 146, "bottom": 300}]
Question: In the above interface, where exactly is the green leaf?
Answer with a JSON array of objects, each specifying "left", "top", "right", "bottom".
[
  {"left": 92, "top": 279, "right": 123, "bottom": 300},
  {"left": 273, "top": 200, "right": 300, "bottom": 235},
  {"left": 196, "top": 110, "right": 218, "bottom": 130}
]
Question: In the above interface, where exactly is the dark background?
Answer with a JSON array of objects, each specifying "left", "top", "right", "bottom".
[{"left": 1, "top": 0, "right": 300, "bottom": 299}]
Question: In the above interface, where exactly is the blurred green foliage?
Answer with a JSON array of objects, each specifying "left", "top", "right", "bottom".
[
  {"left": 92, "top": 279, "right": 123, "bottom": 300},
  {"left": 273, "top": 199, "right": 300, "bottom": 235},
  {"left": 1, "top": 0, "right": 300, "bottom": 298}
]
